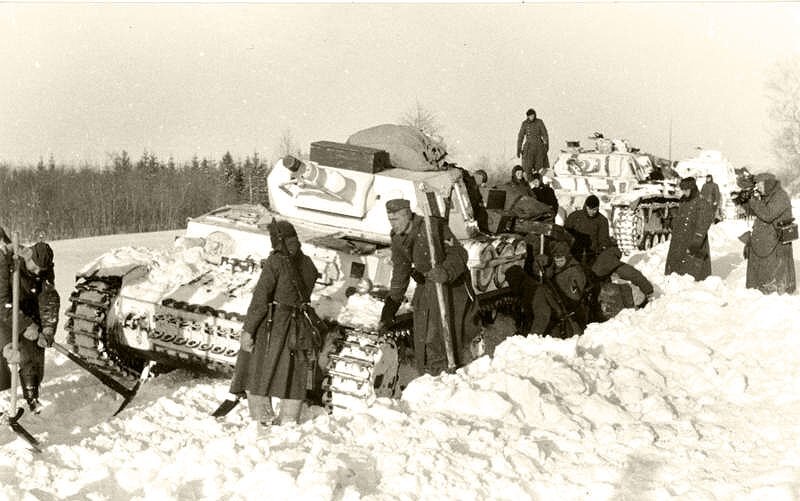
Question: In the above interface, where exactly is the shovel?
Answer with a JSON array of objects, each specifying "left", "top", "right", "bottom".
[{"left": 1, "top": 233, "right": 42, "bottom": 452}]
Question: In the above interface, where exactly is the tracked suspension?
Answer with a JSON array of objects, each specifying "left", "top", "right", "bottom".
[{"left": 65, "top": 278, "right": 142, "bottom": 381}]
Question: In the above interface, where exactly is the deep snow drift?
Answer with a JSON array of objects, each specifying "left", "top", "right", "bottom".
[{"left": 1, "top": 219, "right": 799, "bottom": 500}]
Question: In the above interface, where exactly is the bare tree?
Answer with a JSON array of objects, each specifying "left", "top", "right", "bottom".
[
  {"left": 401, "top": 101, "right": 442, "bottom": 138},
  {"left": 766, "top": 56, "right": 800, "bottom": 190},
  {"left": 278, "top": 128, "right": 302, "bottom": 158}
]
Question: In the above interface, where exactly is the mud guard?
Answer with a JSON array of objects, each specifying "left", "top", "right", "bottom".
[{"left": 52, "top": 343, "right": 154, "bottom": 416}]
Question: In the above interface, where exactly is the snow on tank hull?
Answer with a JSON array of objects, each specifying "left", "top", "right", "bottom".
[
  {"left": 64, "top": 156, "right": 526, "bottom": 409},
  {"left": 551, "top": 140, "right": 681, "bottom": 255}
]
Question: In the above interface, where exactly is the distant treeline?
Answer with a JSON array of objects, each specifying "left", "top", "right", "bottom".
[{"left": 0, "top": 151, "right": 271, "bottom": 242}]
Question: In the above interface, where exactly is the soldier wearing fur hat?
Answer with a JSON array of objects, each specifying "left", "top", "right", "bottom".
[
  {"left": 516, "top": 108, "right": 550, "bottom": 180},
  {"left": 0, "top": 238, "right": 60, "bottom": 413},
  {"left": 379, "top": 199, "right": 480, "bottom": 375},
  {"left": 529, "top": 240, "right": 587, "bottom": 338},
  {"left": 742, "top": 172, "right": 796, "bottom": 294},
  {"left": 665, "top": 177, "right": 715, "bottom": 281},
  {"left": 227, "top": 219, "right": 321, "bottom": 427}
]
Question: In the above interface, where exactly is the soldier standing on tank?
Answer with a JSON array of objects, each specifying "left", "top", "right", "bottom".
[
  {"left": 379, "top": 199, "right": 480, "bottom": 376},
  {"left": 227, "top": 220, "right": 321, "bottom": 428},
  {"left": 517, "top": 108, "right": 550, "bottom": 181},
  {"left": 0, "top": 238, "right": 60, "bottom": 414}
]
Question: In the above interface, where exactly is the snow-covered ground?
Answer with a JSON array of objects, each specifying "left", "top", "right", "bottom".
[{"left": 1, "top": 219, "right": 799, "bottom": 500}]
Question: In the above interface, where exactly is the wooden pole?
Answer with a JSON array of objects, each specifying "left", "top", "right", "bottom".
[
  {"left": 9, "top": 233, "right": 20, "bottom": 415},
  {"left": 419, "top": 186, "right": 457, "bottom": 372}
]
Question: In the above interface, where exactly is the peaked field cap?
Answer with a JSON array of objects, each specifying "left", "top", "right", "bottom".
[
  {"left": 385, "top": 199, "right": 411, "bottom": 213},
  {"left": 31, "top": 241, "right": 54, "bottom": 270},
  {"left": 526, "top": 108, "right": 536, "bottom": 116}
]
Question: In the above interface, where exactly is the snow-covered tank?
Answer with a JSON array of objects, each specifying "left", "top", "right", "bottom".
[
  {"left": 550, "top": 136, "right": 681, "bottom": 255},
  {"left": 64, "top": 126, "right": 526, "bottom": 411},
  {"left": 674, "top": 149, "right": 740, "bottom": 220}
]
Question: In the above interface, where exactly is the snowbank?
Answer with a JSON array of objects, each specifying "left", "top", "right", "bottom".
[{"left": 1, "top": 220, "right": 799, "bottom": 500}]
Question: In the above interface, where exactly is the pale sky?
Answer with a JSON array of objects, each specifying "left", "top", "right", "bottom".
[{"left": 2, "top": 3, "right": 800, "bottom": 170}]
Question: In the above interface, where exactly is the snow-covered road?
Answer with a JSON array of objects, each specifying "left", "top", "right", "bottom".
[{"left": 1, "top": 220, "right": 799, "bottom": 500}]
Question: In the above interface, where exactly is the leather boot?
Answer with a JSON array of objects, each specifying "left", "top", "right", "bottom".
[{"left": 20, "top": 375, "right": 41, "bottom": 414}]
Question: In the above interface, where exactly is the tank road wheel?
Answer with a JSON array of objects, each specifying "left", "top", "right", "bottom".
[
  {"left": 65, "top": 278, "right": 147, "bottom": 383},
  {"left": 631, "top": 208, "right": 647, "bottom": 250}
]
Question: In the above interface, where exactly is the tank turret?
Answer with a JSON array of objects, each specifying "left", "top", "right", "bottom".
[{"left": 63, "top": 127, "right": 527, "bottom": 412}]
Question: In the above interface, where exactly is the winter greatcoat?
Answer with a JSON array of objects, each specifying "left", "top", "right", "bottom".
[
  {"left": 387, "top": 214, "right": 480, "bottom": 375},
  {"left": 745, "top": 175, "right": 796, "bottom": 294},
  {"left": 665, "top": 185, "right": 715, "bottom": 281},
  {"left": 531, "top": 184, "right": 559, "bottom": 214},
  {"left": 229, "top": 251, "right": 319, "bottom": 400},
  {"left": 530, "top": 257, "right": 586, "bottom": 338},
  {"left": 517, "top": 118, "right": 550, "bottom": 179},
  {"left": 700, "top": 181, "right": 721, "bottom": 210},
  {"left": 565, "top": 208, "right": 653, "bottom": 296},
  {"left": 0, "top": 248, "right": 59, "bottom": 392},
  {"left": 565, "top": 208, "right": 615, "bottom": 263}
]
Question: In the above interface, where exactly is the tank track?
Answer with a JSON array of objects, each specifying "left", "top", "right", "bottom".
[
  {"left": 613, "top": 205, "right": 672, "bottom": 255},
  {"left": 322, "top": 294, "right": 518, "bottom": 412},
  {"left": 64, "top": 277, "right": 144, "bottom": 383},
  {"left": 322, "top": 324, "right": 409, "bottom": 412}
]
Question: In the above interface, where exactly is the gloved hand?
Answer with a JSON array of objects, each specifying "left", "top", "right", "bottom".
[
  {"left": 2, "top": 343, "right": 20, "bottom": 364},
  {"left": 379, "top": 296, "right": 401, "bottom": 331},
  {"left": 22, "top": 323, "right": 40, "bottom": 341},
  {"left": 410, "top": 269, "right": 427, "bottom": 284},
  {"left": 516, "top": 150, "right": 522, "bottom": 158},
  {"left": 425, "top": 266, "right": 449, "bottom": 284},
  {"left": 239, "top": 331, "right": 254, "bottom": 353},
  {"left": 38, "top": 326, "right": 55, "bottom": 348},
  {"left": 533, "top": 254, "right": 550, "bottom": 268},
  {"left": 743, "top": 242, "right": 750, "bottom": 260},
  {"left": 687, "top": 234, "right": 705, "bottom": 257}
]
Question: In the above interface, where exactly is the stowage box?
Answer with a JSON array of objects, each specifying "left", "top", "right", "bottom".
[{"left": 309, "top": 141, "right": 390, "bottom": 174}]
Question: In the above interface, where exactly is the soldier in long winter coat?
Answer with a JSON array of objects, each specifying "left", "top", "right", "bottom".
[
  {"left": 665, "top": 177, "right": 715, "bottom": 281},
  {"left": 380, "top": 199, "right": 480, "bottom": 375},
  {"left": 0, "top": 238, "right": 60, "bottom": 414},
  {"left": 743, "top": 172, "right": 796, "bottom": 294},
  {"left": 516, "top": 108, "right": 550, "bottom": 180},
  {"left": 228, "top": 220, "right": 320, "bottom": 426},
  {"left": 700, "top": 174, "right": 722, "bottom": 222}
]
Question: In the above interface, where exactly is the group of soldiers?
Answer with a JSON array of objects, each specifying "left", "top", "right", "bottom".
[
  {"left": 0, "top": 227, "right": 60, "bottom": 415},
  {"left": 3, "top": 109, "right": 794, "bottom": 431}
]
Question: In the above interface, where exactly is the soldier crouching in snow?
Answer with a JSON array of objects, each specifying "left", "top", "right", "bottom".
[
  {"left": 379, "top": 199, "right": 480, "bottom": 376},
  {"left": 0, "top": 237, "right": 60, "bottom": 413},
  {"left": 227, "top": 220, "right": 322, "bottom": 428},
  {"left": 566, "top": 194, "right": 655, "bottom": 317},
  {"left": 529, "top": 240, "right": 587, "bottom": 338}
]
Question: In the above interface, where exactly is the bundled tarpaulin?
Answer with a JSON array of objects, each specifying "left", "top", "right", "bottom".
[{"left": 347, "top": 124, "right": 447, "bottom": 172}]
